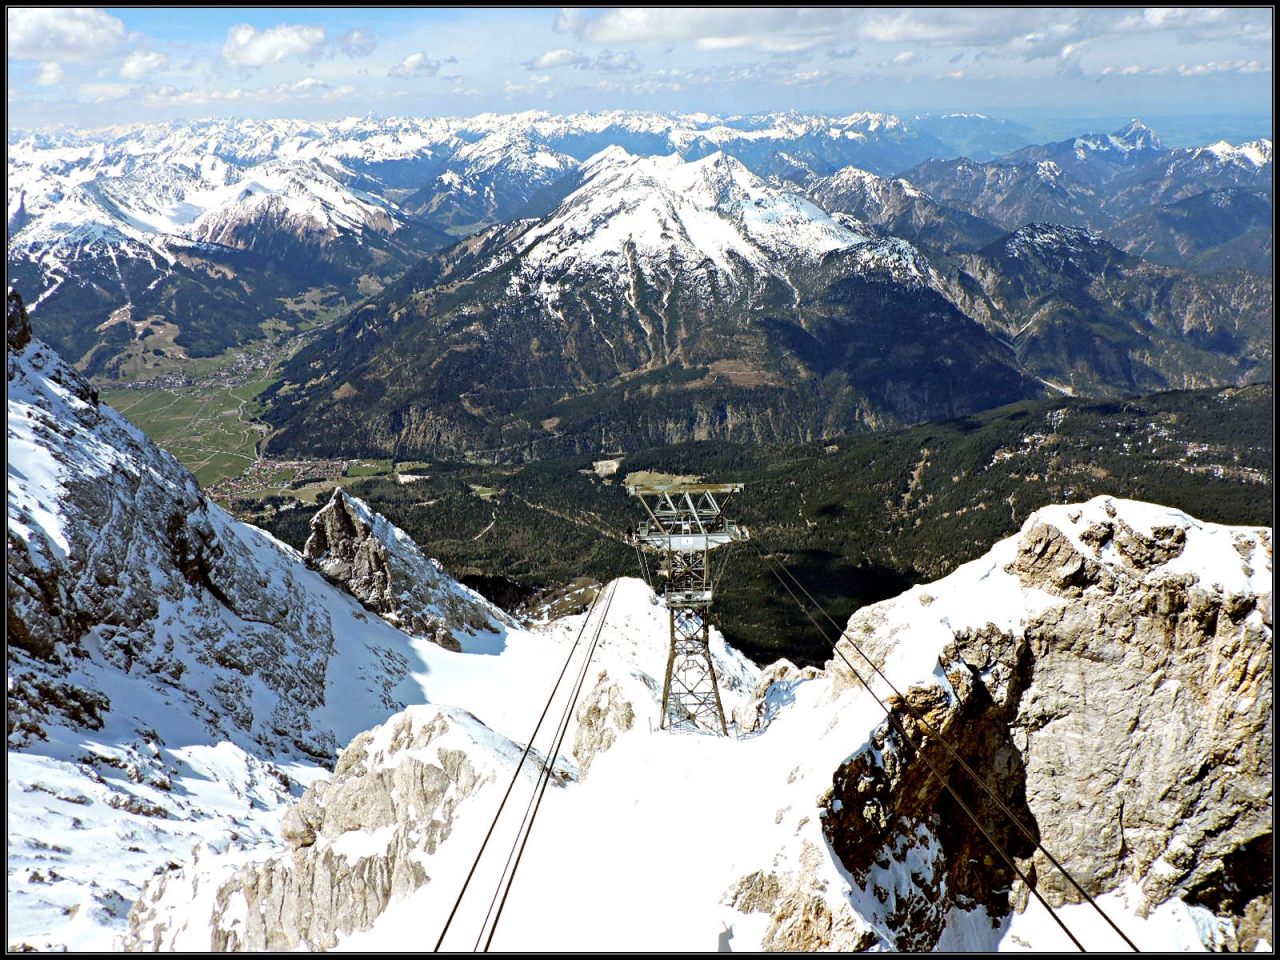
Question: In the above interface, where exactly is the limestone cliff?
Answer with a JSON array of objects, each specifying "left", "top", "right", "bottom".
[
  {"left": 123, "top": 706, "right": 516, "bottom": 951},
  {"left": 304, "top": 487, "right": 513, "bottom": 652},
  {"left": 817, "top": 498, "right": 1271, "bottom": 950}
]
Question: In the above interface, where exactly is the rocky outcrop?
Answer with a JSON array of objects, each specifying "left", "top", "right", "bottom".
[
  {"left": 6, "top": 306, "right": 343, "bottom": 758},
  {"left": 8, "top": 289, "right": 33, "bottom": 351},
  {"left": 572, "top": 670, "right": 634, "bottom": 780},
  {"left": 727, "top": 845, "right": 880, "bottom": 951},
  {"left": 732, "top": 659, "right": 822, "bottom": 734},
  {"left": 304, "top": 487, "right": 510, "bottom": 651},
  {"left": 819, "top": 497, "right": 1272, "bottom": 950},
  {"left": 124, "top": 706, "right": 506, "bottom": 951},
  {"left": 6, "top": 294, "right": 483, "bottom": 762}
]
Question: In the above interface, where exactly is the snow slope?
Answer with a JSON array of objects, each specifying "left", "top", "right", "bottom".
[{"left": 5, "top": 291, "right": 517, "bottom": 950}]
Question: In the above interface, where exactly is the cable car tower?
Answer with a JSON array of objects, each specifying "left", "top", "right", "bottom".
[{"left": 626, "top": 481, "right": 749, "bottom": 734}]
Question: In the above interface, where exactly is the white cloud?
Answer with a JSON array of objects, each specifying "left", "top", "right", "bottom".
[
  {"left": 281, "top": 77, "right": 328, "bottom": 93},
  {"left": 221, "top": 23, "right": 326, "bottom": 67},
  {"left": 336, "top": 28, "right": 376, "bottom": 58},
  {"left": 552, "top": 8, "right": 586, "bottom": 34},
  {"left": 388, "top": 51, "right": 450, "bottom": 79},
  {"left": 1100, "top": 65, "right": 1143, "bottom": 76},
  {"left": 7, "top": 7, "right": 127, "bottom": 63},
  {"left": 138, "top": 76, "right": 357, "bottom": 110},
  {"left": 524, "top": 47, "right": 641, "bottom": 73},
  {"left": 1178, "top": 59, "right": 1272, "bottom": 77},
  {"left": 35, "top": 62, "right": 65, "bottom": 86},
  {"left": 893, "top": 51, "right": 916, "bottom": 65},
  {"left": 558, "top": 7, "right": 1274, "bottom": 69},
  {"left": 776, "top": 69, "right": 834, "bottom": 87},
  {"left": 594, "top": 50, "right": 642, "bottom": 74},
  {"left": 79, "top": 81, "right": 133, "bottom": 102},
  {"left": 120, "top": 50, "right": 169, "bottom": 79},
  {"left": 526, "top": 48, "right": 590, "bottom": 70},
  {"left": 568, "top": 8, "right": 857, "bottom": 50}
]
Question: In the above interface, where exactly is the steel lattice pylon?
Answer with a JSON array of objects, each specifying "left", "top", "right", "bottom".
[{"left": 626, "top": 482, "right": 748, "bottom": 734}]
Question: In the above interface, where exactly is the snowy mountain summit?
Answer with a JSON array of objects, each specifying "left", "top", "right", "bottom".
[
  {"left": 1083, "top": 118, "right": 1166, "bottom": 155},
  {"left": 515, "top": 147, "right": 869, "bottom": 284}
]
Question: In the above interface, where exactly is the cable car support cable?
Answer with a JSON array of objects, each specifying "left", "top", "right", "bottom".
[
  {"left": 481, "top": 577, "right": 621, "bottom": 950},
  {"left": 759, "top": 544, "right": 1139, "bottom": 951},
  {"left": 753, "top": 540, "right": 1139, "bottom": 952},
  {"left": 433, "top": 579, "right": 612, "bottom": 952}
]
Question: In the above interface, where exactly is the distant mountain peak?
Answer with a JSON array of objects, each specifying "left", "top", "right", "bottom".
[
  {"left": 1071, "top": 119, "right": 1164, "bottom": 159},
  {"left": 995, "top": 221, "right": 1111, "bottom": 260},
  {"left": 1113, "top": 118, "right": 1164, "bottom": 150},
  {"left": 515, "top": 148, "right": 868, "bottom": 284}
]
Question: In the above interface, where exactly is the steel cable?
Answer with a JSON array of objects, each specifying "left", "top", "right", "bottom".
[
  {"left": 432, "top": 580, "right": 610, "bottom": 952},
  {"left": 759, "top": 541, "right": 1139, "bottom": 951}
]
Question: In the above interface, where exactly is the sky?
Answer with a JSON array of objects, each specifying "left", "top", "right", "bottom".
[{"left": 5, "top": 7, "right": 1274, "bottom": 144}]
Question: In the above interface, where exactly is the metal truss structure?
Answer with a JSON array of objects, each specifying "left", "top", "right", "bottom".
[{"left": 626, "top": 482, "right": 749, "bottom": 734}]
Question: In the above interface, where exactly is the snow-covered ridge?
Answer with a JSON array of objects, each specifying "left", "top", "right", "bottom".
[
  {"left": 998, "top": 221, "right": 1110, "bottom": 260},
  {"left": 4, "top": 289, "right": 523, "bottom": 949},
  {"left": 121, "top": 494, "right": 1271, "bottom": 952},
  {"left": 514, "top": 148, "right": 869, "bottom": 283},
  {"left": 9, "top": 150, "right": 405, "bottom": 272},
  {"left": 1194, "top": 138, "right": 1272, "bottom": 170},
  {"left": 818, "top": 163, "right": 924, "bottom": 198}
]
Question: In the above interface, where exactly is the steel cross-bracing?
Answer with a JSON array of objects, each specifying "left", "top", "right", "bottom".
[{"left": 625, "top": 482, "right": 749, "bottom": 734}]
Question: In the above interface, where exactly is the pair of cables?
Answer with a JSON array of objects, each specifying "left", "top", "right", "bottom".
[
  {"left": 434, "top": 577, "right": 620, "bottom": 952},
  {"left": 753, "top": 541, "right": 1139, "bottom": 953}
]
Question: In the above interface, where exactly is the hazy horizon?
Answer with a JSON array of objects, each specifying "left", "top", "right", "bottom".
[{"left": 7, "top": 8, "right": 1272, "bottom": 147}]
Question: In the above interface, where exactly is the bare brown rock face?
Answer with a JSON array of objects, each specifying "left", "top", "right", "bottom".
[
  {"left": 304, "top": 487, "right": 510, "bottom": 651},
  {"left": 819, "top": 501, "right": 1271, "bottom": 950}
]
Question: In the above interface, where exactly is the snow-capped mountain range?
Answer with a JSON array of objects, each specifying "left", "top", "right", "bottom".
[
  {"left": 260, "top": 146, "right": 1039, "bottom": 461},
  {"left": 8, "top": 112, "right": 1271, "bottom": 373},
  {"left": 258, "top": 139, "right": 1270, "bottom": 463},
  {"left": 906, "top": 121, "right": 1272, "bottom": 233}
]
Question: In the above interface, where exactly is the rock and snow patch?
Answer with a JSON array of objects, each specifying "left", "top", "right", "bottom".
[
  {"left": 4, "top": 290, "right": 524, "bottom": 950},
  {"left": 821, "top": 495, "right": 1271, "bottom": 950},
  {"left": 123, "top": 705, "right": 520, "bottom": 951},
  {"left": 304, "top": 486, "right": 514, "bottom": 652},
  {"left": 122, "top": 492, "right": 1269, "bottom": 952},
  {"left": 999, "top": 222, "right": 1110, "bottom": 262}
]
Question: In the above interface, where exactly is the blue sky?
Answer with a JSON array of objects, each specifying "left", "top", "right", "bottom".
[{"left": 6, "top": 7, "right": 1273, "bottom": 144}]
